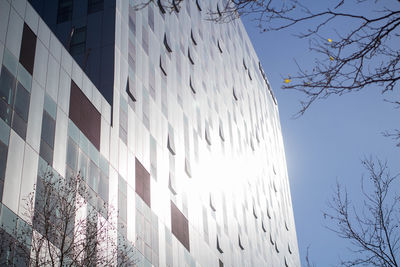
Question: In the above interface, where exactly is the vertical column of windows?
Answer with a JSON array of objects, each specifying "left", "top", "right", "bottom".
[{"left": 0, "top": 24, "right": 35, "bottom": 141}]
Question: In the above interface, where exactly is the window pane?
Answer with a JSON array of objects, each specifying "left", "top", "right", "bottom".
[
  {"left": 11, "top": 111, "right": 27, "bottom": 140},
  {"left": 88, "top": 0, "right": 104, "bottom": 14},
  {"left": 57, "top": 0, "right": 73, "bottom": 23},
  {"left": 69, "top": 81, "right": 100, "bottom": 150},
  {"left": 0, "top": 141, "right": 8, "bottom": 180},
  {"left": 66, "top": 137, "right": 78, "bottom": 171},
  {"left": 14, "top": 83, "right": 30, "bottom": 121},
  {"left": 78, "top": 150, "right": 88, "bottom": 180},
  {"left": 98, "top": 172, "right": 108, "bottom": 203},
  {"left": 39, "top": 139, "right": 53, "bottom": 165},
  {"left": 70, "top": 27, "right": 86, "bottom": 56},
  {"left": 0, "top": 119, "right": 10, "bottom": 146},
  {"left": 0, "top": 98, "right": 12, "bottom": 125},
  {"left": 88, "top": 160, "right": 99, "bottom": 192},
  {"left": 19, "top": 23, "right": 37, "bottom": 75},
  {"left": 0, "top": 66, "right": 16, "bottom": 105},
  {"left": 0, "top": 180, "right": 3, "bottom": 203},
  {"left": 41, "top": 111, "right": 55, "bottom": 148}
]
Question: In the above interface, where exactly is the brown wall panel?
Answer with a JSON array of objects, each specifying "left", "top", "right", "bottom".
[
  {"left": 171, "top": 201, "right": 190, "bottom": 251},
  {"left": 19, "top": 23, "right": 37, "bottom": 74},
  {"left": 135, "top": 158, "right": 151, "bottom": 207},
  {"left": 69, "top": 81, "right": 101, "bottom": 150}
]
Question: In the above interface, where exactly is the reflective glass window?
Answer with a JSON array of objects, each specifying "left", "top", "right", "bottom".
[
  {"left": 66, "top": 137, "right": 78, "bottom": 171},
  {"left": 0, "top": 141, "right": 8, "bottom": 180},
  {"left": 57, "top": 0, "right": 73, "bottom": 23},
  {"left": 41, "top": 111, "right": 55, "bottom": 148},
  {"left": 0, "top": 66, "right": 16, "bottom": 105},
  {"left": 13, "top": 83, "right": 30, "bottom": 121},
  {"left": 0, "top": 98, "right": 12, "bottom": 125},
  {"left": 88, "top": 0, "right": 104, "bottom": 14},
  {"left": 11, "top": 111, "right": 27, "bottom": 140},
  {"left": 39, "top": 139, "right": 53, "bottom": 165},
  {"left": 98, "top": 172, "right": 108, "bottom": 202},
  {"left": 70, "top": 27, "right": 86, "bottom": 56},
  {"left": 88, "top": 160, "right": 99, "bottom": 192}
]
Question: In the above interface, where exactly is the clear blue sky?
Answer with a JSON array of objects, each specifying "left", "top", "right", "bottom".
[{"left": 242, "top": 1, "right": 400, "bottom": 265}]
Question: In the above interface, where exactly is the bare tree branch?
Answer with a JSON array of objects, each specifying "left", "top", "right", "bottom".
[
  {"left": 0, "top": 169, "right": 139, "bottom": 266},
  {"left": 324, "top": 157, "right": 400, "bottom": 266}
]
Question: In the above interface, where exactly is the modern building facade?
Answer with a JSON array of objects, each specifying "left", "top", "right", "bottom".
[{"left": 0, "top": 0, "right": 300, "bottom": 266}]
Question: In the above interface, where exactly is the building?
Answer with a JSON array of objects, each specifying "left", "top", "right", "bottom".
[{"left": 0, "top": 0, "right": 300, "bottom": 266}]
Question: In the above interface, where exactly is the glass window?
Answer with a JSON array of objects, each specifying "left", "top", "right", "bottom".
[
  {"left": 196, "top": 0, "right": 202, "bottom": 11},
  {"left": 238, "top": 235, "right": 244, "bottom": 250},
  {"left": 205, "top": 122, "right": 211, "bottom": 146},
  {"left": 88, "top": 0, "right": 103, "bottom": 14},
  {"left": 98, "top": 172, "right": 108, "bottom": 202},
  {"left": 39, "top": 139, "right": 53, "bottom": 165},
  {"left": 66, "top": 137, "right": 78, "bottom": 171},
  {"left": 17, "top": 64, "right": 32, "bottom": 92},
  {"left": 19, "top": 23, "right": 37, "bottom": 75},
  {"left": 78, "top": 150, "right": 89, "bottom": 180},
  {"left": 41, "top": 111, "right": 55, "bottom": 149},
  {"left": 69, "top": 81, "right": 101, "bottom": 150},
  {"left": 188, "top": 48, "right": 194, "bottom": 65},
  {"left": 0, "top": 98, "right": 12, "bottom": 125},
  {"left": 164, "top": 33, "right": 172, "bottom": 53},
  {"left": 160, "top": 56, "right": 167, "bottom": 76},
  {"left": 167, "top": 133, "right": 175, "bottom": 156},
  {"left": 70, "top": 27, "right": 86, "bottom": 56},
  {"left": 189, "top": 77, "right": 196, "bottom": 94},
  {"left": 44, "top": 94, "right": 57, "bottom": 120},
  {"left": 233, "top": 87, "right": 238, "bottom": 101},
  {"left": 88, "top": 160, "right": 99, "bottom": 192},
  {"left": 0, "top": 66, "right": 16, "bottom": 105},
  {"left": 2, "top": 49, "right": 18, "bottom": 77},
  {"left": 0, "top": 119, "right": 10, "bottom": 146},
  {"left": 126, "top": 78, "right": 136, "bottom": 102},
  {"left": 217, "top": 236, "right": 223, "bottom": 253},
  {"left": 13, "top": 83, "right": 30, "bottom": 121},
  {"left": 191, "top": 30, "right": 197, "bottom": 46},
  {"left": 99, "top": 154, "right": 109, "bottom": 175},
  {"left": 0, "top": 141, "right": 8, "bottom": 180},
  {"left": 11, "top": 111, "right": 27, "bottom": 140},
  {"left": 57, "top": 0, "right": 73, "bottom": 23},
  {"left": 218, "top": 40, "right": 223, "bottom": 53}
]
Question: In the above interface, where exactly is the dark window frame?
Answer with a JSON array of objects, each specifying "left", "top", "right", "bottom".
[
  {"left": 57, "top": 0, "right": 73, "bottom": 23},
  {"left": 88, "top": 0, "right": 104, "bottom": 14}
]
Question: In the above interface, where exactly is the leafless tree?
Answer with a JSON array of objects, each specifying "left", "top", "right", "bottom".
[
  {"left": 0, "top": 169, "right": 138, "bottom": 267},
  {"left": 135, "top": 0, "right": 400, "bottom": 141},
  {"left": 324, "top": 158, "right": 400, "bottom": 267}
]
